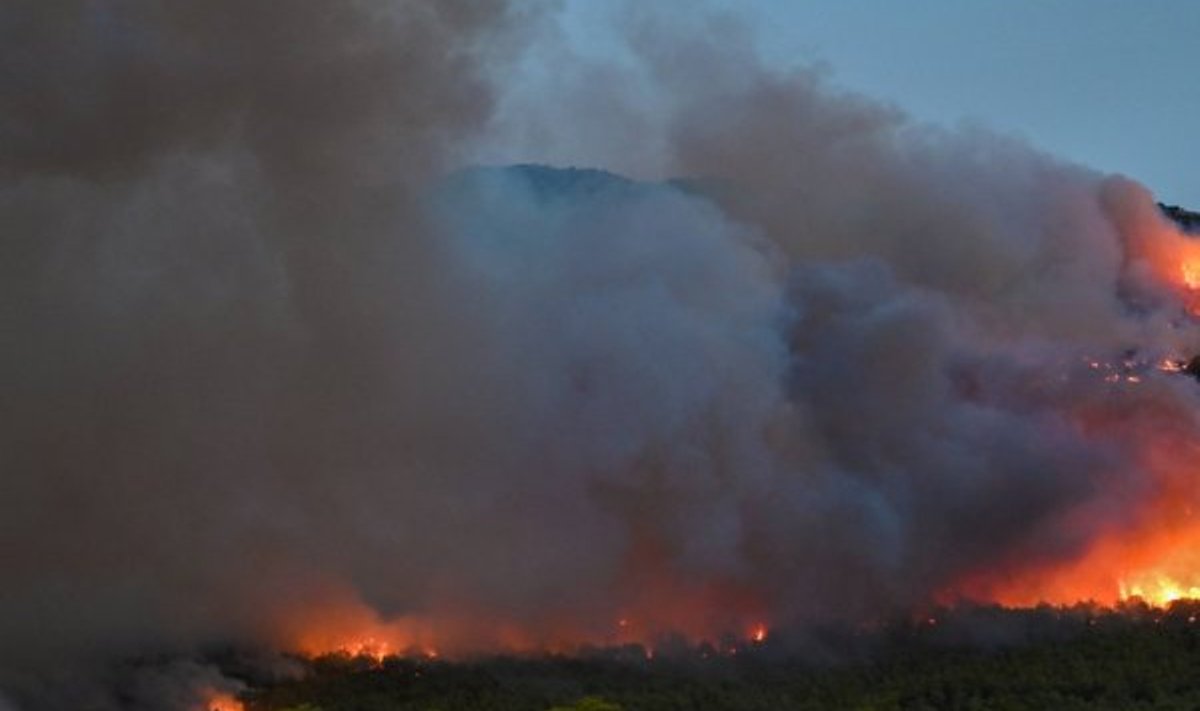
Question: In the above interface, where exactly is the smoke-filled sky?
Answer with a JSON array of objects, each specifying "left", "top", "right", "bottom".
[
  {"left": 5, "top": 2, "right": 1200, "bottom": 709},
  {"left": 555, "top": 0, "right": 1200, "bottom": 207}
]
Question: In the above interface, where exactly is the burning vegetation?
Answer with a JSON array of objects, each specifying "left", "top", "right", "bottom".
[
  {"left": 197, "top": 600, "right": 1200, "bottom": 710},
  {"left": 235, "top": 194, "right": 1200, "bottom": 695},
  {"left": 200, "top": 691, "right": 244, "bottom": 711},
  {"left": 255, "top": 191, "right": 1200, "bottom": 670}
]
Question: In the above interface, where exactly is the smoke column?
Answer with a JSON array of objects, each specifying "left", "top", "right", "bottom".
[
  {"left": 1, "top": 0, "right": 540, "bottom": 706},
  {"left": 4, "top": 1, "right": 1200, "bottom": 707}
]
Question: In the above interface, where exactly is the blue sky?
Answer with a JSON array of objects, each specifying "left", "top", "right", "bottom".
[{"left": 560, "top": 1, "right": 1200, "bottom": 206}]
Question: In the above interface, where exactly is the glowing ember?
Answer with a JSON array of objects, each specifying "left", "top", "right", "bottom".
[
  {"left": 199, "top": 691, "right": 244, "bottom": 711},
  {"left": 278, "top": 588, "right": 775, "bottom": 661},
  {"left": 318, "top": 630, "right": 442, "bottom": 662},
  {"left": 958, "top": 529, "right": 1200, "bottom": 611},
  {"left": 1080, "top": 353, "right": 1170, "bottom": 386},
  {"left": 1158, "top": 358, "right": 1186, "bottom": 374}
]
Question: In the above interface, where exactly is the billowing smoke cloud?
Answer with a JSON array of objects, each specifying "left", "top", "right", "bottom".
[
  {"left": 5, "top": 1, "right": 1200, "bottom": 708},
  {"left": 456, "top": 5, "right": 1200, "bottom": 618},
  {"left": 1, "top": 0, "right": 539, "bottom": 706}
]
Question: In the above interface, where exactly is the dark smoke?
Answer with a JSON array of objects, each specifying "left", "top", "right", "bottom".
[
  {"left": 1, "top": 0, "right": 536, "bottom": 707},
  {"left": 5, "top": 1, "right": 1200, "bottom": 708}
]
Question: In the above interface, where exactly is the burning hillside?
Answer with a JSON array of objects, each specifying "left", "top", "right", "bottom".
[
  {"left": 223, "top": 602, "right": 1200, "bottom": 710},
  {"left": 3, "top": 1, "right": 1200, "bottom": 709}
]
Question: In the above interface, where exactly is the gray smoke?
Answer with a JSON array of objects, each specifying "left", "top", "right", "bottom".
[
  {"left": 458, "top": 5, "right": 1200, "bottom": 620},
  {"left": 4, "top": 1, "right": 1200, "bottom": 708},
  {"left": 1, "top": 0, "right": 538, "bottom": 706},
  {"left": 7, "top": 660, "right": 248, "bottom": 711}
]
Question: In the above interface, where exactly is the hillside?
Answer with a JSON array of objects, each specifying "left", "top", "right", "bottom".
[{"left": 1161, "top": 203, "right": 1200, "bottom": 231}]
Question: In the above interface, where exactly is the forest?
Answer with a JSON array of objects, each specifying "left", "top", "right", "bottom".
[{"left": 231, "top": 600, "right": 1200, "bottom": 710}]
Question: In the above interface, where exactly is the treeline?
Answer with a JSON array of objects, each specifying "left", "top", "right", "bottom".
[
  {"left": 1161, "top": 202, "right": 1200, "bottom": 231},
  {"left": 236, "top": 600, "right": 1200, "bottom": 710}
]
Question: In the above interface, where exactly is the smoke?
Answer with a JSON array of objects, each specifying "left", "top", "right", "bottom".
[
  {"left": 456, "top": 5, "right": 1200, "bottom": 619},
  {"left": 5, "top": 0, "right": 1200, "bottom": 706},
  {"left": 0, "top": 0, "right": 541, "bottom": 706},
  {"left": 5, "top": 660, "right": 247, "bottom": 711}
]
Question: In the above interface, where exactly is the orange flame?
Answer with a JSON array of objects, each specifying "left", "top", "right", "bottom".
[
  {"left": 199, "top": 690, "right": 244, "bottom": 711},
  {"left": 285, "top": 605, "right": 772, "bottom": 660},
  {"left": 274, "top": 532, "right": 774, "bottom": 660},
  {"left": 1182, "top": 259, "right": 1200, "bottom": 290},
  {"left": 946, "top": 398, "right": 1200, "bottom": 610},
  {"left": 966, "top": 205, "right": 1200, "bottom": 607},
  {"left": 284, "top": 603, "right": 442, "bottom": 660},
  {"left": 274, "top": 571, "right": 774, "bottom": 661},
  {"left": 1123, "top": 204, "right": 1200, "bottom": 312}
]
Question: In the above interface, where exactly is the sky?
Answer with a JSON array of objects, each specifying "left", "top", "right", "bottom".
[{"left": 561, "top": 1, "right": 1200, "bottom": 207}]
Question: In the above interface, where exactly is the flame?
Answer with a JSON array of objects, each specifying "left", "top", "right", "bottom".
[
  {"left": 277, "top": 576, "right": 772, "bottom": 660},
  {"left": 287, "top": 607, "right": 771, "bottom": 659},
  {"left": 1012, "top": 211, "right": 1200, "bottom": 609},
  {"left": 337, "top": 635, "right": 393, "bottom": 662},
  {"left": 946, "top": 405, "right": 1200, "bottom": 611},
  {"left": 1123, "top": 207, "right": 1200, "bottom": 312},
  {"left": 286, "top": 608, "right": 441, "bottom": 661},
  {"left": 1120, "top": 575, "right": 1200, "bottom": 607},
  {"left": 198, "top": 691, "right": 244, "bottom": 711},
  {"left": 275, "top": 532, "right": 773, "bottom": 660},
  {"left": 973, "top": 527, "right": 1200, "bottom": 610},
  {"left": 1182, "top": 259, "right": 1200, "bottom": 290},
  {"left": 268, "top": 593, "right": 459, "bottom": 661},
  {"left": 1113, "top": 522, "right": 1200, "bottom": 608}
]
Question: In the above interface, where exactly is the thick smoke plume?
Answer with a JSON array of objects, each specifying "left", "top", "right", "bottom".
[
  {"left": 2, "top": 0, "right": 534, "bottom": 706},
  {"left": 4, "top": 2, "right": 1200, "bottom": 708}
]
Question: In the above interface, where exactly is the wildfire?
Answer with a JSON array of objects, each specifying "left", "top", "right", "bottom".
[
  {"left": 1158, "top": 358, "right": 1186, "bottom": 374},
  {"left": 277, "top": 589, "right": 775, "bottom": 662},
  {"left": 1081, "top": 352, "right": 1191, "bottom": 386},
  {"left": 942, "top": 343, "right": 1200, "bottom": 612},
  {"left": 1183, "top": 260, "right": 1200, "bottom": 290},
  {"left": 315, "top": 631, "right": 440, "bottom": 663},
  {"left": 274, "top": 209, "right": 1200, "bottom": 653},
  {"left": 1120, "top": 576, "right": 1200, "bottom": 607},
  {"left": 1113, "top": 527, "right": 1200, "bottom": 608},
  {"left": 338, "top": 635, "right": 393, "bottom": 662},
  {"left": 199, "top": 690, "right": 244, "bottom": 711},
  {"left": 948, "top": 535, "right": 1200, "bottom": 612},
  {"left": 276, "top": 599, "right": 452, "bottom": 663},
  {"left": 1121, "top": 203, "right": 1200, "bottom": 312}
]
